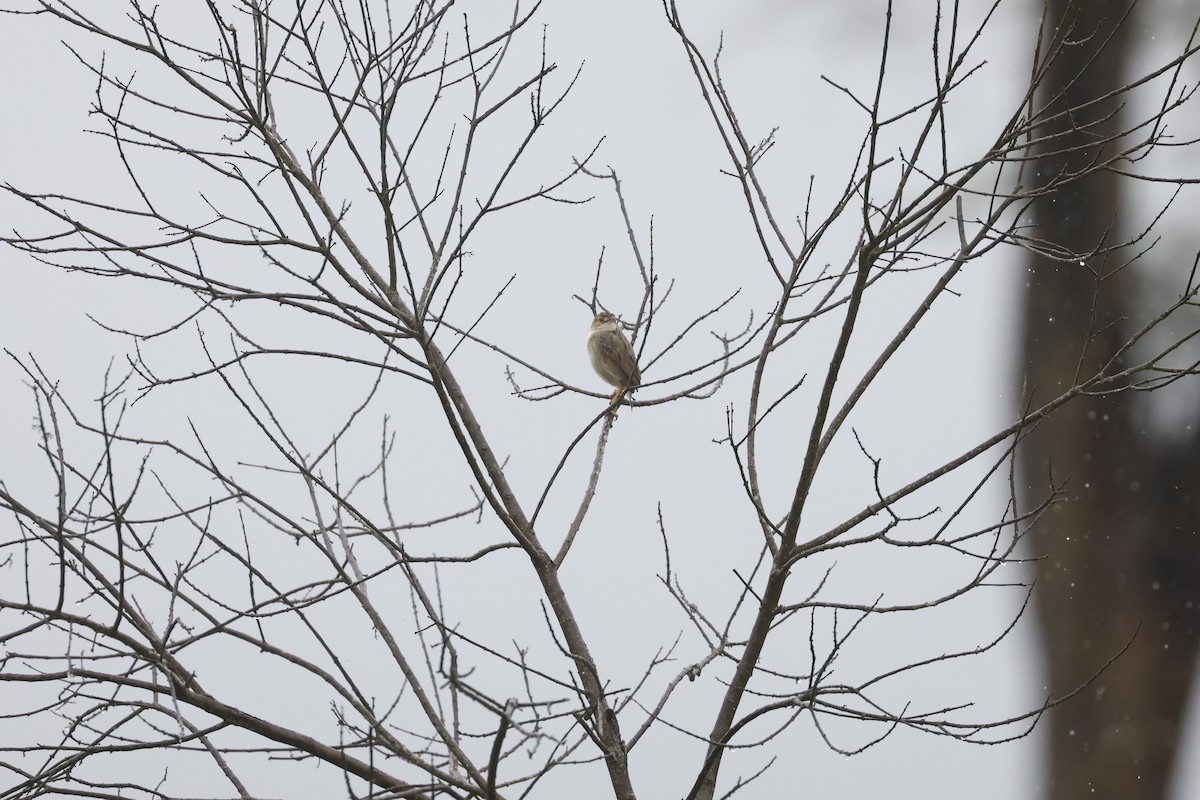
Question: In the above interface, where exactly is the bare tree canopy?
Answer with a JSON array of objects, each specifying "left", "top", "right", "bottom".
[{"left": 2, "top": 1, "right": 1199, "bottom": 798}]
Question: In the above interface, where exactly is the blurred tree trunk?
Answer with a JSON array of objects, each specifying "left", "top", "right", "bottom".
[{"left": 1021, "top": 1, "right": 1200, "bottom": 797}]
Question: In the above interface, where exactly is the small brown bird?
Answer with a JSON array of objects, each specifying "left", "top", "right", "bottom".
[{"left": 587, "top": 311, "right": 641, "bottom": 409}]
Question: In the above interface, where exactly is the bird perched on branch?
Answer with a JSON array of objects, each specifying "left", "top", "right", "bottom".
[{"left": 587, "top": 311, "right": 640, "bottom": 411}]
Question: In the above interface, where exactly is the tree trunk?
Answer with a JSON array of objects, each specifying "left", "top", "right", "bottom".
[{"left": 1020, "top": 1, "right": 1200, "bottom": 797}]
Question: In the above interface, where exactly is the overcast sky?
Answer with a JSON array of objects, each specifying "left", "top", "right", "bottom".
[{"left": 3, "top": 1, "right": 1200, "bottom": 798}]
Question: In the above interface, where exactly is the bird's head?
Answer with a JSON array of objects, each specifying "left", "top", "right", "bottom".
[{"left": 591, "top": 311, "right": 620, "bottom": 333}]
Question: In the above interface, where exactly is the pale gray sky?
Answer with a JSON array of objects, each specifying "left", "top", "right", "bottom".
[{"left": 3, "top": 2, "right": 1200, "bottom": 798}]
